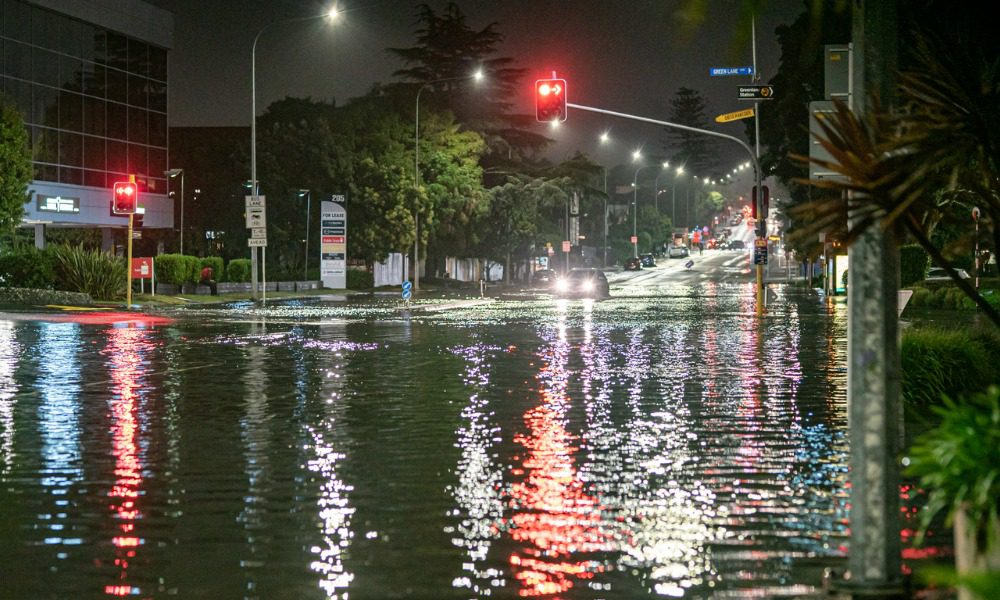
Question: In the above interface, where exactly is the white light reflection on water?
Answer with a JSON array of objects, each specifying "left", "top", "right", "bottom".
[
  {"left": 0, "top": 321, "right": 20, "bottom": 474},
  {"left": 446, "top": 338, "right": 506, "bottom": 595},
  {"left": 304, "top": 335, "right": 357, "bottom": 598},
  {"left": 36, "top": 322, "right": 84, "bottom": 562}
]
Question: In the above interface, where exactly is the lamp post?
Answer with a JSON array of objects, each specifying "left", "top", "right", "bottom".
[
  {"left": 298, "top": 189, "right": 311, "bottom": 281},
  {"left": 632, "top": 162, "right": 655, "bottom": 258},
  {"left": 251, "top": 8, "right": 339, "bottom": 301},
  {"left": 652, "top": 161, "right": 670, "bottom": 213},
  {"left": 671, "top": 166, "right": 684, "bottom": 227},
  {"left": 164, "top": 168, "right": 184, "bottom": 254},
  {"left": 602, "top": 166, "right": 608, "bottom": 267},
  {"left": 413, "top": 69, "right": 483, "bottom": 292}
]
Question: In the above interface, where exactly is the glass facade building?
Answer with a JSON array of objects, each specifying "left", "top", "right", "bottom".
[{"left": 0, "top": 0, "right": 173, "bottom": 236}]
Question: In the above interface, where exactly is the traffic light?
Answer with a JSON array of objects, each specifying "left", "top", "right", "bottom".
[
  {"left": 760, "top": 185, "right": 769, "bottom": 220},
  {"left": 751, "top": 186, "right": 758, "bottom": 220},
  {"left": 112, "top": 181, "right": 137, "bottom": 214},
  {"left": 535, "top": 78, "right": 567, "bottom": 123}
]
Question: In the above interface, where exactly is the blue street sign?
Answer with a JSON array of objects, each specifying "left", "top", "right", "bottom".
[
  {"left": 402, "top": 280, "right": 413, "bottom": 300},
  {"left": 710, "top": 66, "right": 754, "bottom": 76},
  {"left": 685, "top": 260, "right": 695, "bottom": 269}
]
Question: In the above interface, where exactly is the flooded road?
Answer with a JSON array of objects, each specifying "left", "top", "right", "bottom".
[{"left": 0, "top": 266, "right": 935, "bottom": 599}]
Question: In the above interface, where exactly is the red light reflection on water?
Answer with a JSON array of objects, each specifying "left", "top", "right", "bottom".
[
  {"left": 509, "top": 403, "right": 615, "bottom": 597},
  {"left": 101, "top": 324, "right": 155, "bottom": 597}
]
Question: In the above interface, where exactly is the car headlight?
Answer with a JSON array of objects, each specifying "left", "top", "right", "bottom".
[
  {"left": 555, "top": 279, "right": 569, "bottom": 292},
  {"left": 582, "top": 280, "right": 594, "bottom": 291}
]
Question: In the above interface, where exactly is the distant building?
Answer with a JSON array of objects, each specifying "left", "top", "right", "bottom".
[{"left": 0, "top": 0, "right": 174, "bottom": 251}]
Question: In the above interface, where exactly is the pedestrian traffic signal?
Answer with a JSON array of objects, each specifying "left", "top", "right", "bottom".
[
  {"left": 535, "top": 78, "right": 567, "bottom": 123},
  {"left": 112, "top": 181, "right": 137, "bottom": 214},
  {"left": 751, "top": 186, "right": 758, "bottom": 220}
]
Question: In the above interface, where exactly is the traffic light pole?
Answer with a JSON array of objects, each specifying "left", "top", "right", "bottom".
[{"left": 566, "top": 102, "right": 764, "bottom": 312}]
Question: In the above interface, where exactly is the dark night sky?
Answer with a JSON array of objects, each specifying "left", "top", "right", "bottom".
[{"left": 148, "top": 0, "right": 806, "bottom": 170}]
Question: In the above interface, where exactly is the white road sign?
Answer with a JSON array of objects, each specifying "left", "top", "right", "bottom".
[
  {"left": 245, "top": 195, "right": 266, "bottom": 208},
  {"left": 247, "top": 238, "right": 268, "bottom": 247},
  {"left": 246, "top": 206, "right": 266, "bottom": 228}
]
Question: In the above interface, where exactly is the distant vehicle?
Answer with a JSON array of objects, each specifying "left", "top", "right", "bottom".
[
  {"left": 624, "top": 257, "right": 642, "bottom": 271},
  {"left": 553, "top": 268, "right": 610, "bottom": 299},
  {"left": 706, "top": 238, "right": 718, "bottom": 249},
  {"left": 640, "top": 253, "right": 657, "bottom": 267},
  {"left": 531, "top": 268, "right": 557, "bottom": 285},
  {"left": 728, "top": 240, "right": 746, "bottom": 250},
  {"left": 668, "top": 245, "right": 689, "bottom": 259},
  {"left": 926, "top": 267, "right": 970, "bottom": 281}
]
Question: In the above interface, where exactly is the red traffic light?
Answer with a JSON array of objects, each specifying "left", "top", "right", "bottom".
[
  {"left": 112, "top": 181, "right": 137, "bottom": 215},
  {"left": 535, "top": 78, "right": 567, "bottom": 123}
]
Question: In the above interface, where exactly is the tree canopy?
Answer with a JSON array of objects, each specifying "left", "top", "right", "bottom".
[{"left": 0, "top": 94, "right": 31, "bottom": 237}]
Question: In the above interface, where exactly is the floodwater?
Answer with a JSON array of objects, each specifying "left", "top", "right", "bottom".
[{"left": 0, "top": 280, "right": 943, "bottom": 599}]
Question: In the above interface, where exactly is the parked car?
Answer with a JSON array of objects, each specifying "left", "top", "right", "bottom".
[
  {"left": 553, "top": 268, "right": 610, "bottom": 299},
  {"left": 531, "top": 268, "right": 557, "bottom": 286},
  {"left": 668, "top": 245, "right": 689, "bottom": 258},
  {"left": 640, "top": 253, "right": 657, "bottom": 268},
  {"left": 728, "top": 239, "right": 746, "bottom": 250},
  {"left": 624, "top": 257, "right": 642, "bottom": 271},
  {"left": 926, "top": 267, "right": 970, "bottom": 281}
]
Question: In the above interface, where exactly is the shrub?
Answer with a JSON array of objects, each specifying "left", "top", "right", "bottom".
[
  {"left": 900, "top": 244, "right": 929, "bottom": 286},
  {"left": 0, "top": 245, "right": 55, "bottom": 289},
  {"left": 347, "top": 268, "right": 373, "bottom": 290},
  {"left": 154, "top": 254, "right": 188, "bottom": 285},
  {"left": 200, "top": 256, "right": 224, "bottom": 281},
  {"left": 49, "top": 244, "right": 127, "bottom": 300},
  {"left": 901, "top": 327, "right": 995, "bottom": 408},
  {"left": 227, "top": 258, "right": 251, "bottom": 282},
  {"left": 905, "top": 386, "right": 1000, "bottom": 545}
]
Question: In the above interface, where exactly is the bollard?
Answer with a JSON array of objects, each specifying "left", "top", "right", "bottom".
[{"left": 480, "top": 279, "right": 485, "bottom": 297}]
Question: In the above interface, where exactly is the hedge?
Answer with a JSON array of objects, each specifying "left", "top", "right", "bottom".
[
  {"left": 901, "top": 326, "right": 999, "bottom": 408},
  {"left": 0, "top": 245, "right": 55, "bottom": 289},
  {"left": 155, "top": 254, "right": 201, "bottom": 285},
  {"left": 227, "top": 258, "right": 251, "bottom": 282}
]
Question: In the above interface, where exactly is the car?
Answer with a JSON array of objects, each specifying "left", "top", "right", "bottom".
[
  {"left": 531, "top": 268, "right": 557, "bottom": 286},
  {"left": 640, "top": 253, "right": 657, "bottom": 268},
  {"left": 728, "top": 239, "right": 746, "bottom": 250},
  {"left": 553, "top": 268, "right": 610, "bottom": 299},
  {"left": 667, "top": 245, "right": 689, "bottom": 258},
  {"left": 624, "top": 257, "right": 642, "bottom": 271},
  {"left": 926, "top": 267, "right": 970, "bottom": 281}
]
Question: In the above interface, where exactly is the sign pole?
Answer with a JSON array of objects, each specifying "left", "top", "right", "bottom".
[{"left": 127, "top": 213, "right": 134, "bottom": 309}]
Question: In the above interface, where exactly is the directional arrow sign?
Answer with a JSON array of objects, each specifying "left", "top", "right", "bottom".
[
  {"left": 738, "top": 85, "right": 775, "bottom": 100},
  {"left": 715, "top": 107, "right": 756, "bottom": 123}
]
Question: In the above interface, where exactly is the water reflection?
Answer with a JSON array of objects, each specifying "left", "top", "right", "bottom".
[
  {"left": 100, "top": 323, "right": 156, "bottom": 596},
  {"left": 38, "top": 322, "right": 84, "bottom": 566},
  {"left": 508, "top": 316, "right": 617, "bottom": 597},
  {"left": 305, "top": 332, "right": 357, "bottom": 598},
  {"left": 0, "top": 321, "right": 19, "bottom": 474}
]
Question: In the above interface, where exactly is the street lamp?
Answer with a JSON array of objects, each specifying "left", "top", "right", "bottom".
[
  {"left": 250, "top": 7, "right": 340, "bottom": 301},
  {"left": 414, "top": 68, "right": 484, "bottom": 292},
  {"left": 297, "top": 189, "right": 311, "bottom": 281},
  {"left": 164, "top": 168, "right": 184, "bottom": 254}
]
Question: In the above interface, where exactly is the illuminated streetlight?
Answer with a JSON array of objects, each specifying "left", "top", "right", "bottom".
[{"left": 250, "top": 7, "right": 340, "bottom": 301}]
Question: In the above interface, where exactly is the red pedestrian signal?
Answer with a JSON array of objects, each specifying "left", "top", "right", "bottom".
[
  {"left": 112, "top": 181, "right": 137, "bottom": 215},
  {"left": 535, "top": 78, "right": 567, "bottom": 123}
]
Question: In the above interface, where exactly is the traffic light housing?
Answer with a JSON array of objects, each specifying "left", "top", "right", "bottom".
[
  {"left": 760, "top": 185, "right": 769, "bottom": 220},
  {"left": 112, "top": 181, "right": 137, "bottom": 215},
  {"left": 751, "top": 186, "right": 758, "bottom": 220},
  {"left": 535, "top": 78, "right": 567, "bottom": 122}
]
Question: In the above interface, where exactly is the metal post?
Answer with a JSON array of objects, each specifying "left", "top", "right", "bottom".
[
  {"left": 300, "top": 189, "right": 311, "bottom": 281},
  {"left": 842, "top": 1, "right": 905, "bottom": 596},
  {"left": 603, "top": 167, "right": 608, "bottom": 267},
  {"left": 973, "top": 207, "right": 980, "bottom": 290}
]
